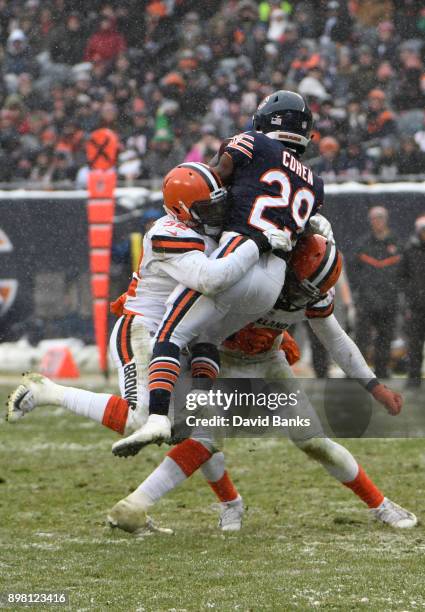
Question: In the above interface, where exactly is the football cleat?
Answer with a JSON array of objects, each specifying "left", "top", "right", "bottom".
[
  {"left": 371, "top": 497, "right": 417, "bottom": 529},
  {"left": 6, "top": 372, "right": 63, "bottom": 422},
  {"left": 216, "top": 496, "right": 244, "bottom": 532},
  {"left": 112, "top": 414, "right": 171, "bottom": 457},
  {"left": 107, "top": 494, "right": 173, "bottom": 536}
]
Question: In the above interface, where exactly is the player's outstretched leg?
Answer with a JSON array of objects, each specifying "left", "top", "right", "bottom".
[
  {"left": 295, "top": 437, "right": 417, "bottom": 528},
  {"left": 6, "top": 372, "right": 130, "bottom": 434}
]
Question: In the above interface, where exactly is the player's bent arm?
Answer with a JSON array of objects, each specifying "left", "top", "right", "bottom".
[
  {"left": 156, "top": 240, "right": 260, "bottom": 296},
  {"left": 308, "top": 314, "right": 374, "bottom": 381},
  {"left": 308, "top": 314, "right": 403, "bottom": 415},
  {"left": 209, "top": 151, "right": 234, "bottom": 184}
]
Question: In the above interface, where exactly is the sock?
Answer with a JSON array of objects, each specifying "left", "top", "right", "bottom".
[
  {"left": 129, "top": 438, "right": 212, "bottom": 506},
  {"left": 207, "top": 471, "right": 239, "bottom": 503},
  {"left": 191, "top": 343, "right": 220, "bottom": 390},
  {"left": 343, "top": 465, "right": 385, "bottom": 508},
  {"left": 148, "top": 341, "right": 180, "bottom": 415},
  {"left": 62, "top": 388, "right": 128, "bottom": 434},
  {"left": 201, "top": 452, "right": 239, "bottom": 503}
]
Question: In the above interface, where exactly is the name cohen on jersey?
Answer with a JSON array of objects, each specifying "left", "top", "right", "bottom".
[{"left": 282, "top": 150, "right": 313, "bottom": 185}]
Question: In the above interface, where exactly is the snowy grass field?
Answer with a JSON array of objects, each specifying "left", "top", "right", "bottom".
[{"left": 1, "top": 382, "right": 425, "bottom": 611}]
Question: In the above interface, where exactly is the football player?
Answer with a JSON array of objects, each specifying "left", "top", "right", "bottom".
[
  {"left": 108, "top": 235, "right": 416, "bottom": 534},
  {"left": 116, "top": 90, "right": 334, "bottom": 454}
]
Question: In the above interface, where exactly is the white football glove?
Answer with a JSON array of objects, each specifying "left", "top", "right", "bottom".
[
  {"left": 308, "top": 213, "right": 334, "bottom": 243},
  {"left": 263, "top": 228, "right": 293, "bottom": 252}
]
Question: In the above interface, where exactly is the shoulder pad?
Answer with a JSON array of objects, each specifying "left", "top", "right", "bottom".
[{"left": 150, "top": 217, "right": 205, "bottom": 254}]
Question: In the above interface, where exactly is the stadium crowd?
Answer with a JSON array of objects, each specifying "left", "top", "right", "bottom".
[{"left": 0, "top": 0, "right": 424, "bottom": 185}]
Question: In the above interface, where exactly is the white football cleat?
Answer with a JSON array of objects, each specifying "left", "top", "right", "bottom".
[
  {"left": 217, "top": 496, "right": 244, "bottom": 531},
  {"left": 112, "top": 414, "right": 171, "bottom": 457},
  {"left": 6, "top": 372, "right": 64, "bottom": 422},
  {"left": 371, "top": 497, "right": 417, "bottom": 529},
  {"left": 107, "top": 493, "right": 173, "bottom": 536}
]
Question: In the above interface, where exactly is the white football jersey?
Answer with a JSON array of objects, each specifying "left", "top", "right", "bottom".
[{"left": 124, "top": 215, "right": 217, "bottom": 332}]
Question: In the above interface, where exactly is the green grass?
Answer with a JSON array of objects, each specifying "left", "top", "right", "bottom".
[{"left": 0, "top": 385, "right": 424, "bottom": 611}]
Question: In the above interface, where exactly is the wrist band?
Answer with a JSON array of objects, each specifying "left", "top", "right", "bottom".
[{"left": 365, "top": 378, "right": 380, "bottom": 393}]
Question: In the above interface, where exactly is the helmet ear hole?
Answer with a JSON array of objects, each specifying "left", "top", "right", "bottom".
[{"left": 172, "top": 206, "right": 180, "bottom": 214}]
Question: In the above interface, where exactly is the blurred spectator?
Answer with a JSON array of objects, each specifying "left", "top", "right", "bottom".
[
  {"left": 374, "top": 138, "right": 399, "bottom": 181},
  {"left": 349, "top": 45, "right": 377, "bottom": 102},
  {"left": 397, "top": 137, "right": 425, "bottom": 176},
  {"left": 118, "top": 149, "right": 141, "bottom": 183},
  {"left": 124, "top": 109, "right": 154, "bottom": 157},
  {"left": 49, "top": 150, "right": 76, "bottom": 182},
  {"left": 29, "top": 148, "right": 53, "bottom": 184},
  {"left": 339, "top": 137, "right": 373, "bottom": 179},
  {"left": 400, "top": 216, "right": 425, "bottom": 388},
  {"left": 373, "top": 21, "right": 398, "bottom": 62},
  {"left": 49, "top": 12, "right": 86, "bottom": 65},
  {"left": 84, "top": 16, "right": 127, "bottom": 64},
  {"left": 374, "top": 61, "right": 398, "bottom": 103},
  {"left": 289, "top": 39, "right": 321, "bottom": 84},
  {"left": 393, "top": 43, "right": 425, "bottom": 111},
  {"left": 184, "top": 124, "right": 221, "bottom": 163},
  {"left": 142, "top": 128, "right": 185, "bottom": 179},
  {"left": 4, "top": 29, "right": 38, "bottom": 80},
  {"left": 353, "top": 206, "right": 401, "bottom": 379},
  {"left": 366, "top": 89, "right": 397, "bottom": 140},
  {"left": 314, "top": 136, "right": 343, "bottom": 180},
  {"left": 267, "top": 8, "right": 288, "bottom": 42},
  {"left": 319, "top": 0, "right": 352, "bottom": 45}
]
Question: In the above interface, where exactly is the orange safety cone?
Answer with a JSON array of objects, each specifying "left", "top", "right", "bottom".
[{"left": 40, "top": 347, "right": 80, "bottom": 379}]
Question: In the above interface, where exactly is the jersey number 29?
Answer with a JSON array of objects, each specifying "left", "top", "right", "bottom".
[{"left": 248, "top": 170, "right": 315, "bottom": 237}]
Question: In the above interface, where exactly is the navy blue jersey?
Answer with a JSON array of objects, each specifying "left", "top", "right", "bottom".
[{"left": 223, "top": 130, "right": 324, "bottom": 250}]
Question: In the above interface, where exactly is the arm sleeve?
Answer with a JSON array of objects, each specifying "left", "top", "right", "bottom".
[
  {"left": 308, "top": 314, "right": 375, "bottom": 383},
  {"left": 157, "top": 239, "right": 260, "bottom": 296}
]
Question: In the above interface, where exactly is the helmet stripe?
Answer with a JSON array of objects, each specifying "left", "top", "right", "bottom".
[
  {"left": 179, "top": 162, "right": 220, "bottom": 192},
  {"left": 309, "top": 241, "right": 337, "bottom": 286}
]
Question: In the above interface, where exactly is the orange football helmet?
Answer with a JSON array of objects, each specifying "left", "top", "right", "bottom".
[
  {"left": 162, "top": 162, "right": 227, "bottom": 232},
  {"left": 277, "top": 234, "right": 342, "bottom": 311}
]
